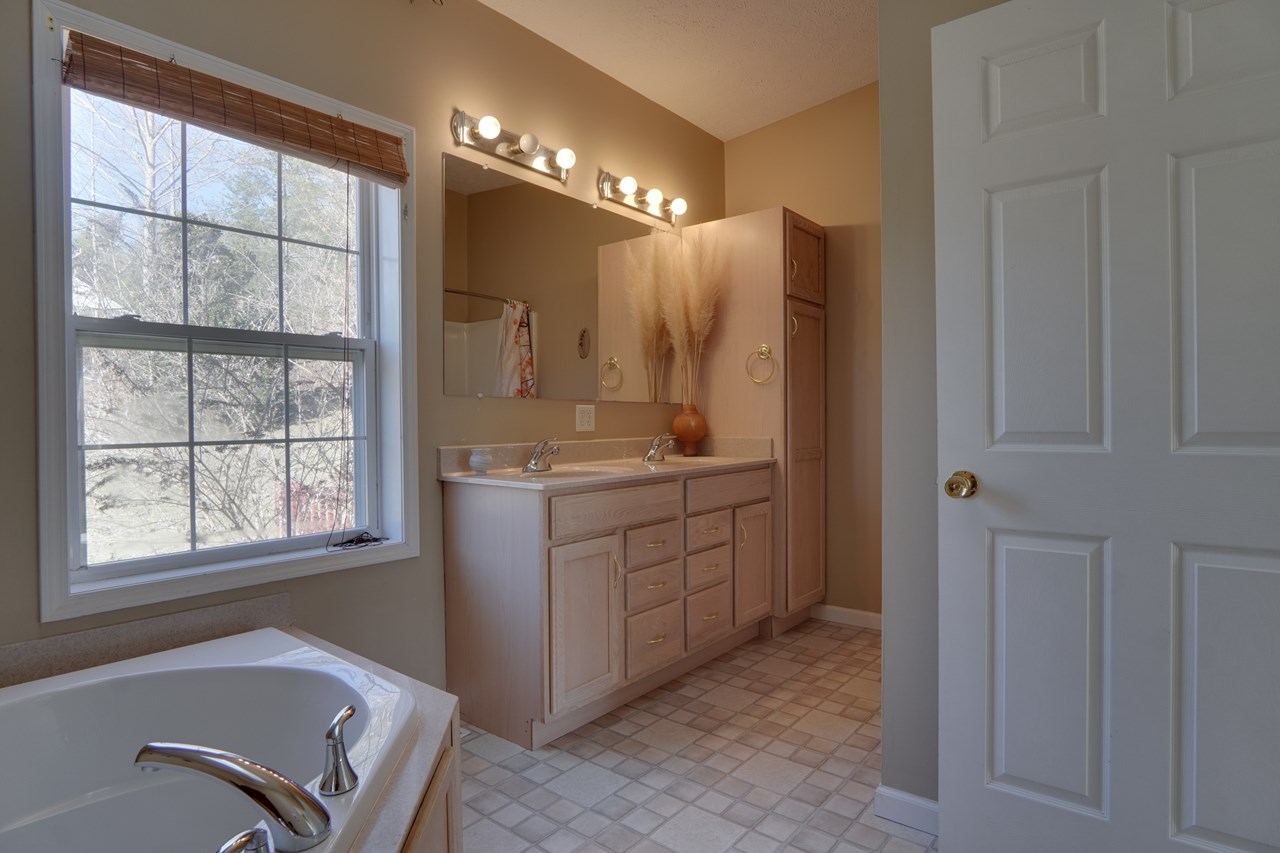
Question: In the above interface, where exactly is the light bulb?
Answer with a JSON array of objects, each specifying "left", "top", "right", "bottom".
[
  {"left": 476, "top": 115, "right": 501, "bottom": 140},
  {"left": 555, "top": 147, "right": 576, "bottom": 170},
  {"left": 516, "top": 132, "right": 539, "bottom": 154},
  {"left": 669, "top": 197, "right": 688, "bottom": 216},
  {"left": 645, "top": 188, "right": 664, "bottom": 207},
  {"left": 618, "top": 175, "right": 638, "bottom": 195}
]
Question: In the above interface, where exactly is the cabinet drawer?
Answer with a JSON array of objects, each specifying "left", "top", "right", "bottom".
[
  {"left": 686, "top": 581, "right": 732, "bottom": 650},
  {"left": 625, "top": 519, "right": 683, "bottom": 568},
  {"left": 685, "top": 543, "right": 731, "bottom": 592},
  {"left": 686, "top": 509, "right": 732, "bottom": 552},
  {"left": 626, "top": 561, "right": 682, "bottom": 613},
  {"left": 551, "top": 481, "right": 682, "bottom": 540},
  {"left": 686, "top": 468, "right": 771, "bottom": 513},
  {"left": 626, "top": 599, "right": 684, "bottom": 680}
]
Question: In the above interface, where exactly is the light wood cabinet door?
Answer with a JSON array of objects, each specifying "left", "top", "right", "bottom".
[
  {"left": 401, "top": 744, "right": 460, "bottom": 852},
  {"left": 786, "top": 299, "right": 825, "bottom": 611},
  {"left": 549, "top": 534, "right": 624, "bottom": 715},
  {"left": 734, "top": 501, "right": 773, "bottom": 626},
  {"left": 785, "top": 210, "right": 825, "bottom": 305}
]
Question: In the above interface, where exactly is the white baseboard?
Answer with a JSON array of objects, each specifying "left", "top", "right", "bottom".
[
  {"left": 810, "top": 603, "right": 882, "bottom": 630},
  {"left": 875, "top": 785, "right": 939, "bottom": 836}
]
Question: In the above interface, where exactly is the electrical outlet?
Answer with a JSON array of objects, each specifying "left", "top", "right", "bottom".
[{"left": 575, "top": 404, "right": 596, "bottom": 432}]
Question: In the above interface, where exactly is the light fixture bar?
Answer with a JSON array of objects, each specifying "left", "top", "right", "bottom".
[
  {"left": 598, "top": 171, "right": 687, "bottom": 225},
  {"left": 451, "top": 110, "right": 576, "bottom": 183}
]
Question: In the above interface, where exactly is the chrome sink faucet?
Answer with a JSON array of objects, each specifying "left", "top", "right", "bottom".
[
  {"left": 523, "top": 437, "right": 561, "bottom": 473},
  {"left": 135, "top": 742, "right": 331, "bottom": 852},
  {"left": 644, "top": 432, "right": 678, "bottom": 463}
]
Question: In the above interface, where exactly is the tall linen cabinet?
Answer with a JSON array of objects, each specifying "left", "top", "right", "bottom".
[{"left": 692, "top": 208, "right": 826, "bottom": 629}]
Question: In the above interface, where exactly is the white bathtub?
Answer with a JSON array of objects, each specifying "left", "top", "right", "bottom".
[{"left": 0, "top": 628, "right": 418, "bottom": 852}]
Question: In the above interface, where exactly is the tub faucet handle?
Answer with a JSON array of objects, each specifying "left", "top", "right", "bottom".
[
  {"left": 219, "top": 828, "right": 269, "bottom": 853},
  {"left": 320, "top": 704, "right": 359, "bottom": 797}
]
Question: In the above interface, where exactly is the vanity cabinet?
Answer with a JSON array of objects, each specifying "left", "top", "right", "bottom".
[
  {"left": 692, "top": 207, "right": 827, "bottom": 630},
  {"left": 443, "top": 460, "right": 773, "bottom": 749}
]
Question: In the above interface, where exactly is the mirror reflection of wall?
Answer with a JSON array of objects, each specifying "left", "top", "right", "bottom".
[{"left": 442, "top": 154, "right": 651, "bottom": 400}]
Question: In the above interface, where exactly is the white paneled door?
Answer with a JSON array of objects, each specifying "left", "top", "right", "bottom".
[{"left": 933, "top": 1, "right": 1280, "bottom": 851}]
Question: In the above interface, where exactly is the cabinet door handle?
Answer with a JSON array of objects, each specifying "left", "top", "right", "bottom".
[
  {"left": 646, "top": 580, "right": 668, "bottom": 590},
  {"left": 646, "top": 539, "right": 667, "bottom": 549},
  {"left": 702, "top": 563, "right": 721, "bottom": 573},
  {"left": 612, "top": 553, "right": 621, "bottom": 588},
  {"left": 700, "top": 526, "right": 720, "bottom": 535},
  {"left": 740, "top": 524, "right": 747, "bottom": 547},
  {"left": 702, "top": 612, "right": 720, "bottom": 622},
  {"left": 790, "top": 258, "right": 798, "bottom": 280},
  {"left": 790, "top": 315, "right": 798, "bottom": 338},
  {"left": 646, "top": 634, "right": 667, "bottom": 645}
]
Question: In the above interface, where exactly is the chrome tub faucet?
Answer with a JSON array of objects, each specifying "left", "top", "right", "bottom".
[
  {"left": 135, "top": 742, "right": 332, "bottom": 852},
  {"left": 523, "top": 437, "right": 561, "bottom": 473}
]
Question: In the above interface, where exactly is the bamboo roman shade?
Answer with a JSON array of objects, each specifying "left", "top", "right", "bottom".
[{"left": 61, "top": 30, "right": 409, "bottom": 187}]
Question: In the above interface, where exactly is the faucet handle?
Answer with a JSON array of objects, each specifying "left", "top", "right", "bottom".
[
  {"left": 320, "top": 704, "right": 359, "bottom": 797},
  {"left": 219, "top": 828, "right": 268, "bottom": 853}
]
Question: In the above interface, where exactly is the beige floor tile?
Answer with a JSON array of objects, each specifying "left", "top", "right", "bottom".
[{"left": 460, "top": 621, "right": 938, "bottom": 853}]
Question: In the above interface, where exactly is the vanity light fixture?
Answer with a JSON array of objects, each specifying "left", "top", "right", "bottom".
[
  {"left": 598, "top": 170, "right": 688, "bottom": 225},
  {"left": 451, "top": 110, "right": 576, "bottom": 183}
]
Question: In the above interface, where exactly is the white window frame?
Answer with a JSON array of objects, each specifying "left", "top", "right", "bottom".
[{"left": 33, "top": 0, "right": 419, "bottom": 621}]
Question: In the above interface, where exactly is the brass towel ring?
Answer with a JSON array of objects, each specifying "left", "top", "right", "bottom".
[
  {"left": 600, "top": 356, "right": 623, "bottom": 391},
  {"left": 746, "top": 345, "right": 776, "bottom": 384}
]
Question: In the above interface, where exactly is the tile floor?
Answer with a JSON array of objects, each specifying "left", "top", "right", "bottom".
[{"left": 459, "top": 619, "right": 940, "bottom": 853}]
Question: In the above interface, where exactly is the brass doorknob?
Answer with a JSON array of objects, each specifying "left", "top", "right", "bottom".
[{"left": 944, "top": 471, "right": 978, "bottom": 499}]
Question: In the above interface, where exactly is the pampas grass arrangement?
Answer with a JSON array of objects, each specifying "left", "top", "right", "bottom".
[
  {"left": 624, "top": 237, "right": 673, "bottom": 403},
  {"left": 658, "top": 231, "right": 721, "bottom": 407},
  {"left": 625, "top": 230, "right": 722, "bottom": 409}
]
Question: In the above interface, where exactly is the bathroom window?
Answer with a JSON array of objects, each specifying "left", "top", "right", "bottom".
[{"left": 34, "top": 8, "right": 418, "bottom": 620}]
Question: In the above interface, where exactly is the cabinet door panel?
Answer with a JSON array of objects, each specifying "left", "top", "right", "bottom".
[
  {"left": 550, "top": 535, "right": 623, "bottom": 715},
  {"left": 401, "top": 744, "right": 459, "bottom": 852},
  {"left": 735, "top": 501, "right": 773, "bottom": 626},
  {"left": 787, "top": 300, "right": 825, "bottom": 611},
  {"left": 786, "top": 210, "right": 826, "bottom": 305}
]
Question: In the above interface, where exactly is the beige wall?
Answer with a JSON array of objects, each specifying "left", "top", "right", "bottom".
[
  {"left": 725, "top": 84, "right": 882, "bottom": 615},
  {"left": 879, "top": 0, "right": 1004, "bottom": 802},
  {"left": 2, "top": 0, "right": 722, "bottom": 683}
]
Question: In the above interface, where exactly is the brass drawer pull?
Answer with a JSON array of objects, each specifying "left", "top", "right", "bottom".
[
  {"left": 700, "top": 526, "right": 720, "bottom": 535},
  {"left": 702, "top": 563, "right": 721, "bottom": 573},
  {"left": 646, "top": 580, "right": 668, "bottom": 590},
  {"left": 646, "top": 539, "right": 667, "bottom": 548},
  {"left": 646, "top": 634, "right": 667, "bottom": 645},
  {"left": 702, "top": 612, "right": 720, "bottom": 622}
]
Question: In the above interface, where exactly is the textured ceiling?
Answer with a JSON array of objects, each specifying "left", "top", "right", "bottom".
[{"left": 473, "top": 0, "right": 879, "bottom": 141}]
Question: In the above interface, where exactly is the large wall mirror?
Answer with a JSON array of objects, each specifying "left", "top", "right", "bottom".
[{"left": 443, "top": 153, "right": 655, "bottom": 401}]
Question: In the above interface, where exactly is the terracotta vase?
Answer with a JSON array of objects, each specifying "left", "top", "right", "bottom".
[{"left": 671, "top": 403, "right": 707, "bottom": 456}]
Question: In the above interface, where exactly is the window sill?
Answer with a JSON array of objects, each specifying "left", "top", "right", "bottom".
[{"left": 42, "top": 538, "right": 418, "bottom": 622}]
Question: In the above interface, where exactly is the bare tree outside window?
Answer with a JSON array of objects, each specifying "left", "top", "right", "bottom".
[{"left": 70, "top": 90, "right": 367, "bottom": 568}]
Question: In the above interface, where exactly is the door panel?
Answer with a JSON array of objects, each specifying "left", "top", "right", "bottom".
[
  {"left": 549, "top": 535, "right": 623, "bottom": 715},
  {"left": 786, "top": 299, "right": 824, "bottom": 611},
  {"left": 1174, "top": 546, "right": 1280, "bottom": 850},
  {"left": 1173, "top": 139, "right": 1280, "bottom": 450},
  {"left": 934, "top": 1, "right": 1280, "bottom": 850},
  {"left": 988, "top": 170, "right": 1107, "bottom": 449},
  {"left": 989, "top": 531, "right": 1108, "bottom": 815},
  {"left": 734, "top": 501, "right": 772, "bottom": 626}
]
